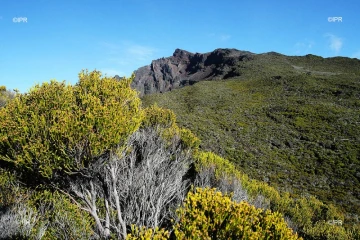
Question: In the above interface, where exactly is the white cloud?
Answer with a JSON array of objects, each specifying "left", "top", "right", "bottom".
[{"left": 324, "top": 33, "right": 343, "bottom": 54}]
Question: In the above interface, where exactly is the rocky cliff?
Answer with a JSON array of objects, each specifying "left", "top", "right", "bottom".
[{"left": 130, "top": 48, "right": 254, "bottom": 96}]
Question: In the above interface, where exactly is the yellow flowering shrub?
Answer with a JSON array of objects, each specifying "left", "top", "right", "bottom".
[
  {"left": 127, "top": 225, "right": 169, "bottom": 240},
  {"left": 141, "top": 104, "right": 177, "bottom": 129},
  {"left": 174, "top": 187, "right": 301, "bottom": 240},
  {"left": 192, "top": 151, "right": 353, "bottom": 239},
  {"left": 0, "top": 70, "right": 143, "bottom": 178}
]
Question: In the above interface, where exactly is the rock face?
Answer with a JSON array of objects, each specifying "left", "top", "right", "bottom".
[{"left": 131, "top": 48, "right": 254, "bottom": 96}]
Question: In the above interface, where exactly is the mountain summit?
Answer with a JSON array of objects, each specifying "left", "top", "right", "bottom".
[{"left": 131, "top": 48, "right": 254, "bottom": 96}]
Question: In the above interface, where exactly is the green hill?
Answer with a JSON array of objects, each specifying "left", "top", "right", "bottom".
[{"left": 142, "top": 53, "right": 360, "bottom": 224}]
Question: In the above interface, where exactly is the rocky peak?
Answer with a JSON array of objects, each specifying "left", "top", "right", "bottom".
[
  {"left": 173, "top": 48, "right": 193, "bottom": 58},
  {"left": 131, "top": 48, "right": 255, "bottom": 96}
]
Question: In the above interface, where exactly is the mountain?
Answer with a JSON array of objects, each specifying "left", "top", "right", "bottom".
[
  {"left": 138, "top": 48, "right": 360, "bottom": 224},
  {"left": 131, "top": 48, "right": 254, "bottom": 96},
  {"left": 131, "top": 48, "right": 360, "bottom": 97}
]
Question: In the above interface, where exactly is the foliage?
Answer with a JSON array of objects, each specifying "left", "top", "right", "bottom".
[
  {"left": 0, "top": 70, "right": 195, "bottom": 239},
  {"left": 127, "top": 225, "right": 170, "bottom": 240},
  {"left": 142, "top": 54, "right": 360, "bottom": 226},
  {"left": 0, "top": 170, "right": 95, "bottom": 239},
  {"left": 0, "top": 70, "right": 143, "bottom": 179},
  {"left": 194, "top": 151, "right": 240, "bottom": 179},
  {"left": 178, "top": 128, "right": 201, "bottom": 150},
  {"left": 0, "top": 170, "right": 41, "bottom": 239},
  {"left": 0, "top": 169, "right": 24, "bottom": 209},
  {"left": 140, "top": 105, "right": 201, "bottom": 150},
  {"left": 0, "top": 200, "right": 43, "bottom": 239},
  {"left": 192, "top": 150, "right": 357, "bottom": 239},
  {"left": 1, "top": 64, "right": 359, "bottom": 239},
  {"left": 303, "top": 220, "right": 350, "bottom": 240},
  {"left": 0, "top": 85, "right": 17, "bottom": 108},
  {"left": 141, "top": 103, "right": 177, "bottom": 129},
  {"left": 31, "top": 190, "right": 95, "bottom": 240},
  {"left": 173, "top": 187, "right": 301, "bottom": 239},
  {"left": 63, "top": 127, "right": 192, "bottom": 239}
]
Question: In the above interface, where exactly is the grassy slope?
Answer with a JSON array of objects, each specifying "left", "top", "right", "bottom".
[{"left": 142, "top": 53, "right": 360, "bottom": 221}]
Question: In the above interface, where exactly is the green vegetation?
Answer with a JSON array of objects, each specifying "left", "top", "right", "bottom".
[
  {"left": 193, "top": 150, "right": 358, "bottom": 239},
  {"left": 0, "top": 85, "right": 17, "bottom": 108},
  {"left": 174, "top": 187, "right": 300, "bottom": 239},
  {"left": 1, "top": 67, "right": 359, "bottom": 239},
  {"left": 0, "top": 70, "right": 142, "bottom": 179},
  {"left": 142, "top": 54, "right": 360, "bottom": 228}
]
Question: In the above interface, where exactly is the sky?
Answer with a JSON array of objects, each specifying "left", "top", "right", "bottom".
[{"left": 1, "top": 0, "right": 359, "bottom": 93}]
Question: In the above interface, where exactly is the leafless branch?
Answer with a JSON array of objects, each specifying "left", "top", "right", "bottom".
[{"left": 64, "top": 127, "right": 192, "bottom": 239}]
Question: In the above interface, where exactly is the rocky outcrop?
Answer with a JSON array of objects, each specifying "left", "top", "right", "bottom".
[{"left": 130, "top": 48, "right": 254, "bottom": 96}]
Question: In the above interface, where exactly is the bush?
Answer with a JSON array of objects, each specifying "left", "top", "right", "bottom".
[
  {"left": 192, "top": 150, "right": 353, "bottom": 239},
  {"left": 0, "top": 70, "right": 143, "bottom": 179},
  {"left": 174, "top": 187, "right": 301, "bottom": 239},
  {"left": 127, "top": 225, "right": 169, "bottom": 240},
  {"left": 32, "top": 190, "right": 95, "bottom": 240},
  {"left": 303, "top": 220, "right": 350, "bottom": 240},
  {"left": 141, "top": 104, "right": 177, "bottom": 129},
  {"left": 0, "top": 169, "right": 24, "bottom": 210},
  {"left": 0, "top": 201, "right": 42, "bottom": 239}
]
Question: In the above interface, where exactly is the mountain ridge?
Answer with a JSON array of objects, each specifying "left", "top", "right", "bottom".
[
  {"left": 140, "top": 49, "right": 360, "bottom": 224},
  {"left": 129, "top": 48, "right": 360, "bottom": 96}
]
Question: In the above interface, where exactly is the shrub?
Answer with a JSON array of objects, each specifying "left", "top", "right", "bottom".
[
  {"left": 141, "top": 104, "right": 177, "bottom": 129},
  {"left": 0, "top": 169, "right": 24, "bottom": 209},
  {"left": 0, "top": 70, "right": 143, "bottom": 178},
  {"left": 303, "top": 220, "right": 349, "bottom": 240},
  {"left": 0, "top": 201, "right": 42, "bottom": 239},
  {"left": 127, "top": 225, "right": 169, "bottom": 240},
  {"left": 31, "top": 190, "right": 95, "bottom": 240},
  {"left": 192, "top": 150, "right": 351, "bottom": 239},
  {"left": 174, "top": 187, "right": 301, "bottom": 239}
]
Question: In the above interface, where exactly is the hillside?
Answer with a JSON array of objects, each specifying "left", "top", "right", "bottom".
[
  {"left": 140, "top": 49, "right": 360, "bottom": 223},
  {"left": 1, "top": 68, "right": 359, "bottom": 238},
  {"left": 0, "top": 72, "right": 310, "bottom": 239}
]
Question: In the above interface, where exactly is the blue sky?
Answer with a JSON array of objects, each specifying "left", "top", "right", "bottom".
[{"left": 1, "top": 0, "right": 359, "bottom": 93}]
